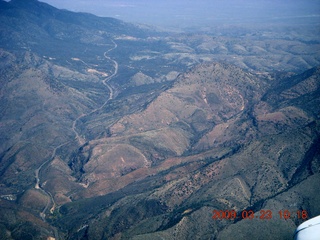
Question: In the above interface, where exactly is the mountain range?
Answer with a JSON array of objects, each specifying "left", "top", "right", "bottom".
[{"left": 0, "top": 0, "right": 319, "bottom": 239}]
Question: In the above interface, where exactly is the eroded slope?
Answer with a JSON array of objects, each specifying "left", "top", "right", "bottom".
[{"left": 59, "top": 64, "right": 320, "bottom": 240}]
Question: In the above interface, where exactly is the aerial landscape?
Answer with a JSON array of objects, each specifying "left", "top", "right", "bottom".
[{"left": 0, "top": 0, "right": 319, "bottom": 239}]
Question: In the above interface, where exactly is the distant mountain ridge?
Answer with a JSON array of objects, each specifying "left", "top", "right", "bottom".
[{"left": 0, "top": 0, "right": 154, "bottom": 56}]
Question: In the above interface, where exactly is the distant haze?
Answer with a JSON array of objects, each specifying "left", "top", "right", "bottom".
[{"left": 39, "top": 0, "right": 320, "bottom": 27}]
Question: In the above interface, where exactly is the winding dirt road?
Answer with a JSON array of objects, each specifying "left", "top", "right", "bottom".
[
  {"left": 34, "top": 142, "right": 68, "bottom": 220},
  {"left": 34, "top": 40, "right": 118, "bottom": 228},
  {"left": 72, "top": 40, "right": 118, "bottom": 144}
]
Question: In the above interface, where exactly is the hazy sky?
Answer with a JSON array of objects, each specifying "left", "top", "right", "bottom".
[{"left": 39, "top": 0, "right": 320, "bottom": 28}]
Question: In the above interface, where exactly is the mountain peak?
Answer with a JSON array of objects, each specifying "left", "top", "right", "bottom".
[
  {"left": 10, "top": 0, "right": 41, "bottom": 6},
  {"left": 8, "top": 0, "right": 59, "bottom": 17}
]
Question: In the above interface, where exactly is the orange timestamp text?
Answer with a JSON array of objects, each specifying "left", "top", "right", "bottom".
[{"left": 212, "top": 209, "right": 308, "bottom": 220}]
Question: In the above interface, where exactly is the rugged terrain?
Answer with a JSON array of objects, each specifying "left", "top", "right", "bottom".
[{"left": 0, "top": 0, "right": 319, "bottom": 239}]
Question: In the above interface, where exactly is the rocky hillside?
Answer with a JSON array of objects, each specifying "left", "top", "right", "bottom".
[
  {"left": 0, "top": 0, "right": 319, "bottom": 239},
  {"left": 57, "top": 63, "right": 320, "bottom": 240}
]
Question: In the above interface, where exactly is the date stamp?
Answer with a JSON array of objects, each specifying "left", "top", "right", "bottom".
[{"left": 212, "top": 209, "right": 308, "bottom": 220}]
